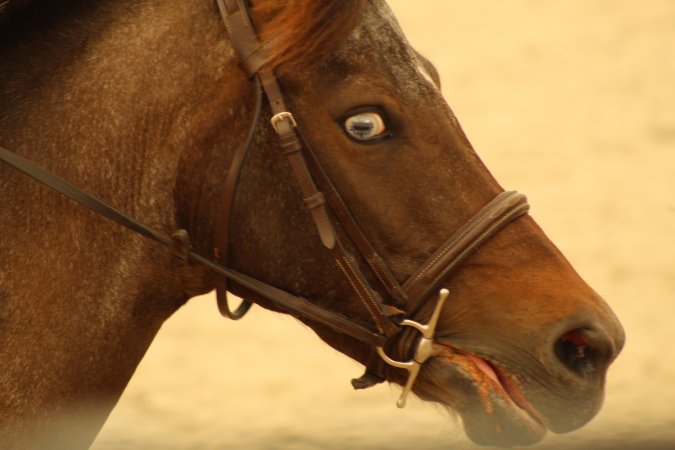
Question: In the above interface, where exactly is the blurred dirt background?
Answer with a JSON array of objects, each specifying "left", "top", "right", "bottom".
[{"left": 93, "top": 1, "right": 675, "bottom": 449}]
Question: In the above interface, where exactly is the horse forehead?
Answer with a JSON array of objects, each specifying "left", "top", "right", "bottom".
[{"left": 337, "top": 1, "right": 434, "bottom": 92}]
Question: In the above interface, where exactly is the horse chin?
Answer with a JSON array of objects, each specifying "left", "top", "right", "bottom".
[{"left": 420, "top": 348, "right": 548, "bottom": 447}]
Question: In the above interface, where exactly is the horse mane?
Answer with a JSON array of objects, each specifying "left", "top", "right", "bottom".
[
  {"left": 0, "top": 0, "right": 92, "bottom": 35},
  {"left": 0, "top": 0, "right": 367, "bottom": 70},
  {"left": 256, "top": 0, "right": 367, "bottom": 73},
  {"left": 0, "top": 0, "right": 31, "bottom": 25}
]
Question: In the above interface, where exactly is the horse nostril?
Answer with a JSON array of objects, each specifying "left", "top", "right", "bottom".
[{"left": 554, "top": 328, "right": 614, "bottom": 376}]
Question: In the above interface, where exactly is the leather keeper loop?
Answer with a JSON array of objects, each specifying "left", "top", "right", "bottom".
[
  {"left": 303, "top": 192, "right": 327, "bottom": 210},
  {"left": 280, "top": 138, "right": 302, "bottom": 156},
  {"left": 240, "top": 52, "right": 268, "bottom": 79},
  {"left": 223, "top": 0, "right": 239, "bottom": 14}
]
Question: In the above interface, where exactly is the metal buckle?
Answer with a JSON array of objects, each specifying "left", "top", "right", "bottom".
[
  {"left": 376, "top": 289, "right": 449, "bottom": 408},
  {"left": 270, "top": 111, "right": 297, "bottom": 134}
]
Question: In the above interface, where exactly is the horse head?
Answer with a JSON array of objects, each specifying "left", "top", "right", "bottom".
[
  {"left": 199, "top": 1, "right": 625, "bottom": 446},
  {"left": 0, "top": 0, "right": 624, "bottom": 447}
]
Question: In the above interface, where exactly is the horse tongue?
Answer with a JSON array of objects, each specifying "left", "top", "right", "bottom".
[
  {"left": 466, "top": 354, "right": 500, "bottom": 385},
  {"left": 466, "top": 353, "right": 544, "bottom": 427}
]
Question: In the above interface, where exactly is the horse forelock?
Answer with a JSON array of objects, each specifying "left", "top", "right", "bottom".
[{"left": 255, "top": 0, "right": 367, "bottom": 73}]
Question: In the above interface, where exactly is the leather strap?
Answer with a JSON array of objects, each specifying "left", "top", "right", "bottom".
[
  {"left": 213, "top": 76, "right": 263, "bottom": 319},
  {"left": 259, "top": 72, "right": 400, "bottom": 337},
  {"left": 266, "top": 97, "right": 337, "bottom": 250},
  {"left": 0, "top": 141, "right": 530, "bottom": 352},
  {"left": 356, "top": 193, "right": 529, "bottom": 387},
  {"left": 216, "top": 0, "right": 270, "bottom": 78},
  {"left": 0, "top": 0, "right": 534, "bottom": 376},
  {"left": 403, "top": 191, "right": 530, "bottom": 315},
  {"left": 189, "top": 252, "right": 388, "bottom": 347},
  {"left": 0, "top": 143, "right": 388, "bottom": 348},
  {"left": 215, "top": 0, "right": 533, "bottom": 341},
  {"left": 298, "top": 130, "right": 409, "bottom": 307},
  {"left": 0, "top": 145, "right": 176, "bottom": 249},
  {"left": 218, "top": 0, "right": 401, "bottom": 337},
  {"left": 219, "top": 0, "right": 337, "bottom": 250}
]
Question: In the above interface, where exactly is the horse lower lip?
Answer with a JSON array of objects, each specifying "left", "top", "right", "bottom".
[{"left": 465, "top": 353, "right": 546, "bottom": 429}]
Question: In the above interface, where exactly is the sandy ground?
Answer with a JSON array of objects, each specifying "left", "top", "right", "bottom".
[{"left": 93, "top": 1, "right": 675, "bottom": 449}]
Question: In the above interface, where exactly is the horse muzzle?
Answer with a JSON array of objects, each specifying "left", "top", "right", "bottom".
[{"left": 414, "top": 304, "right": 624, "bottom": 447}]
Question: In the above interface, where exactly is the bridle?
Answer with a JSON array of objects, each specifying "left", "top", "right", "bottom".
[{"left": 0, "top": 0, "right": 530, "bottom": 408}]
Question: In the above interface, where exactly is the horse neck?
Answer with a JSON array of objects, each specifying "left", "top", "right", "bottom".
[{"left": 0, "top": 1, "right": 243, "bottom": 447}]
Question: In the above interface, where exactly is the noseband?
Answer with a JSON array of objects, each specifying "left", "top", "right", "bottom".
[{"left": 0, "top": 0, "right": 530, "bottom": 408}]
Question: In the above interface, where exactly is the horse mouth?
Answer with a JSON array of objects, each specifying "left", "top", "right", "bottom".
[
  {"left": 427, "top": 346, "right": 548, "bottom": 447},
  {"left": 465, "top": 352, "right": 546, "bottom": 425}
]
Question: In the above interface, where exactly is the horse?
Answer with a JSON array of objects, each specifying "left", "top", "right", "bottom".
[{"left": 0, "top": 0, "right": 625, "bottom": 448}]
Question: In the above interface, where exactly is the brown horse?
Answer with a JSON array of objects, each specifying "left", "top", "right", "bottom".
[{"left": 0, "top": 0, "right": 624, "bottom": 448}]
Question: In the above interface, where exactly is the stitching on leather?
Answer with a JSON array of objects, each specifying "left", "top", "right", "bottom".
[
  {"left": 426, "top": 205, "right": 528, "bottom": 291},
  {"left": 408, "top": 192, "right": 517, "bottom": 287},
  {"left": 371, "top": 257, "right": 404, "bottom": 302},
  {"left": 369, "top": 257, "right": 398, "bottom": 290},
  {"left": 377, "top": 260, "right": 400, "bottom": 291},
  {"left": 336, "top": 257, "right": 385, "bottom": 335}
]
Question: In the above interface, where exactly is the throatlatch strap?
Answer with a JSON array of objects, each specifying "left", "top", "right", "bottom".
[{"left": 213, "top": 76, "right": 263, "bottom": 320}]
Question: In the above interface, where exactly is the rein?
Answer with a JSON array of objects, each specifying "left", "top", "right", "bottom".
[
  {"left": 0, "top": 0, "right": 530, "bottom": 408},
  {"left": 0, "top": 144, "right": 389, "bottom": 347}
]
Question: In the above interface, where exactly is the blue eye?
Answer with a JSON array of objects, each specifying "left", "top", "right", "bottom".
[{"left": 344, "top": 112, "right": 387, "bottom": 141}]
